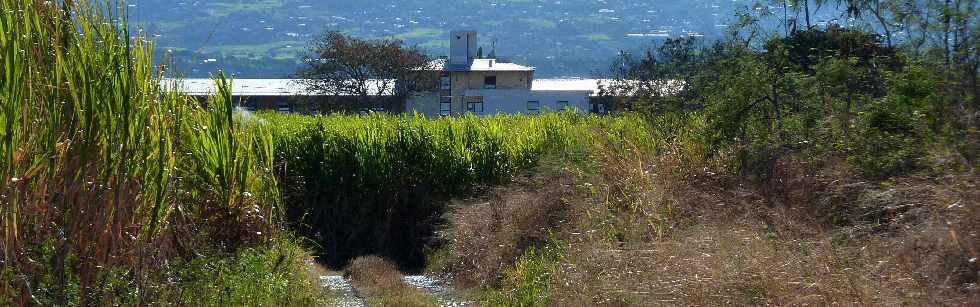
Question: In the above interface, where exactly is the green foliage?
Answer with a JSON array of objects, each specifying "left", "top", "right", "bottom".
[
  {"left": 0, "top": 2, "right": 320, "bottom": 305},
  {"left": 605, "top": 15, "right": 980, "bottom": 180},
  {"left": 483, "top": 247, "right": 557, "bottom": 307},
  {"left": 846, "top": 62, "right": 937, "bottom": 178},
  {"left": 174, "top": 238, "right": 328, "bottom": 306},
  {"left": 177, "top": 74, "right": 282, "bottom": 247},
  {"left": 264, "top": 112, "right": 651, "bottom": 269},
  {"left": 773, "top": 25, "right": 899, "bottom": 77}
]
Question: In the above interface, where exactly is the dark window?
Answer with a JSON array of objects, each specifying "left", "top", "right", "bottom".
[
  {"left": 466, "top": 99, "right": 484, "bottom": 114},
  {"left": 277, "top": 102, "right": 291, "bottom": 113},
  {"left": 484, "top": 75, "right": 497, "bottom": 89},
  {"left": 590, "top": 102, "right": 607, "bottom": 114},
  {"left": 440, "top": 97, "right": 452, "bottom": 116},
  {"left": 527, "top": 101, "right": 540, "bottom": 115},
  {"left": 440, "top": 73, "right": 451, "bottom": 90},
  {"left": 556, "top": 101, "right": 569, "bottom": 111}
]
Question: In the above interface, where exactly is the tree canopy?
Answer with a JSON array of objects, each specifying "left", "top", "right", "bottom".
[{"left": 297, "top": 32, "right": 438, "bottom": 113}]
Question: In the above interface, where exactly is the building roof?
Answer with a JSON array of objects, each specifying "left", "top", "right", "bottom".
[
  {"left": 430, "top": 58, "right": 535, "bottom": 72},
  {"left": 164, "top": 78, "right": 624, "bottom": 97},
  {"left": 531, "top": 79, "right": 611, "bottom": 96},
  {"left": 162, "top": 78, "right": 393, "bottom": 96}
]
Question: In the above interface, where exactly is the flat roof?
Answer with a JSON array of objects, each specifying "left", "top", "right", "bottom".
[
  {"left": 531, "top": 79, "right": 611, "bottom": 96},
  {"left": 431, "top": 59, "right": 535, "bottom": 72},
  {"left": 163, "top": 78, "right": 393, "bottom": 97},
  {"left": 163, "top": 78, "right": 624, "bottom": 97}
]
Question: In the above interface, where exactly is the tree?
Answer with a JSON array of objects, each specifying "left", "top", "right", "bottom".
[
  {"left": 298, "top": 32, "right": 438, "bottom": 113},
  {"left": 601, "top": 37, "right": 708, "bottom": 115}
]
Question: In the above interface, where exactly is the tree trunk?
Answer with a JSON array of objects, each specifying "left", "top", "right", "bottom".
[
  {"left": 938, "top": 0, "right": 953, "bottom": 128},
  {"left": 944, "top": 0, "right": 952, "bottom": 73},
  {"left": 784, "top": 0, "right": 789, "bottom": 36},
  {"left": 805, "top": 0, "right": 812, "bottom": 29},
  {"left": 872, "top": 0, "right": 893, "bottom": 47}
]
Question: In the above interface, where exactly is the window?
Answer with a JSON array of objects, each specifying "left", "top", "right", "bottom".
[
  {"left": 277, "top": 102, "right": 291, "bottom": 113},
  {"left": 527, "top": 101, "right": 540, "bottom": 115},
  {"left": 590, "top": 102, "right": 607, "bottom": 114},
  {"left": 440, "top": 73, "right": 451, "bottom": 90},
  {"left": 556, "top": 101, "right": 569, "bottom": 111},
  {"left": 440, "top": 97, "right": 452, "bottom": 116},
  {"left": 483, "top": 75, "right": 497, "bottom": 89},
  {"left": 466, "top": 98, "right": 484, "bottom": 114}
]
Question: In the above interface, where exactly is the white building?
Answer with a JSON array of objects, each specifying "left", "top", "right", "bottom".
[
  {"left": 168, "top": 31, "right": 615, "bottom": 116},
  {"left": 407, "top": 30, "right": 609, "bottom": 117}
]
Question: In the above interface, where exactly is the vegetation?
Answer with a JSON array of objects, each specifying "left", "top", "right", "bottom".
[
  {"left": 430, "top": 1, "right": 979, "bottom": 306},
  {"left": 0, "top": 1, "right": 323, "bottom": 305},
  {"left": 1, "top": 0, "right": 977, "bottom": 306},
  {"left": 346, "top": 256, "right": 439, "bottom": 306},
  {"left": 263, "top": 112, "right": 652, "bottom": 270},
  {"left": 297, "top": 31, "right": 438, "bottom": 113}
]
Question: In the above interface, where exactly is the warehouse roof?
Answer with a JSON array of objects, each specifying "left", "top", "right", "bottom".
[
  {"left": 164, "top": 78, "right": 614, "bottom": 96},
  {"left": 163, "top": 79, "right": 394, "bottom": 96},
  {"left": 531, "top": 79, "right": 612, "bottom": 96}
]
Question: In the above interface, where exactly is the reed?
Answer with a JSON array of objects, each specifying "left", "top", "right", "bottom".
[
  {"left": 262, "top": 111, "right": 655, "bottom": 269},
  {"left": 0, "top": 1, "right": 669, "bottom": 304},
  {"left": 0, "top": 1, "right": 293, "bottom": 304}
]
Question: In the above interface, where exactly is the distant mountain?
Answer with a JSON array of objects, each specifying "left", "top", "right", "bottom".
[{"left": 127, "top": 0, "right": 772, "bottom": 78}]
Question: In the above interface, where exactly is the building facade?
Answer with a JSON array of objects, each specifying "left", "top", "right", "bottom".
[
  {"left": 406, "top": 31, "right": 599, "bottom": 117},
  {"left": 170, "top": 31, "right": 613, "bottom": 116}
]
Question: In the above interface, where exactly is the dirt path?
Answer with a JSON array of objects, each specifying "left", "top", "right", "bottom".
[
  {"left": 320, "top": 275, "right": 368, "bottom": 307},
  {"left": 402, "top": 275, "right": 475, "bottom": 307}
]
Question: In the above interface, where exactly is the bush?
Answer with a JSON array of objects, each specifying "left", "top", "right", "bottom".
[
  {"left": 847, "top": 64, "right": 935, "bottom": 178},
  {"left": 346, "top": 256, "right": 437, "bottom": 307},
  {"left": 431, "top": 163, "right": 575, "bottom": 288},
  {"left": 483, "top": 248, "right": 557, "bottom": 307},
  {"left": 174, "top": 237, "right": 328, "bottom": 306}
]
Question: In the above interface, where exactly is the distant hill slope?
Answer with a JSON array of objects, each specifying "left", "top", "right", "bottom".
[{"left": 127, "top": 0, "right": 826, "bottom": 78}]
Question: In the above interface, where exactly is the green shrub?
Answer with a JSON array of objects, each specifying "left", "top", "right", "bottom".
[
  {"left": 174, "top": 237, "right": 328, "bottom": 306},
  {"left": 483, "top": 247, "right": 557, "bottom": 307},
  {"left": 848, "top": 63, "right": 935, "bottom": 178},
  {"left": 849, "top": 100, "right": 924, "bottom": 178}
]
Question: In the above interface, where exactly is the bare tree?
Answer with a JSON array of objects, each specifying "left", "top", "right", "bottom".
[{"left": 298, "top": 32, "right": 438, "bottom": 113}]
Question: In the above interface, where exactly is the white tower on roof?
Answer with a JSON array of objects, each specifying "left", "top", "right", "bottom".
[{"left": 450, "top": 30, "right": 478, "bottom": 66}]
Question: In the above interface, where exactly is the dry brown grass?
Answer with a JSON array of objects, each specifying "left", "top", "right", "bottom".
[
  {"left": 346, "top": 256, "right": 438, "bottom": 307},
  {"left": 430, "top": 165, "right": 577, "bottom": 289},
  {"left": 437, "top": 139, "right": 980, "bottom": 306}
]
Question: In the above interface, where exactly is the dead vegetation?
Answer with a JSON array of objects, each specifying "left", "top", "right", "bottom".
[
  {"left": 346, "top": 256, "right": 438, "bottom": 307},
  {"left": 430, "top": 165, "right": 577, "bottom": 290},
  {"left": 434, "top": 140, "right": 979, "bottom": 306}
]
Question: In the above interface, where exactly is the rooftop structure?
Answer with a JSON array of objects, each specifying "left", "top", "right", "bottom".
[{"left": 449, "top": 30, "right": 478, "bottom": 67}]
